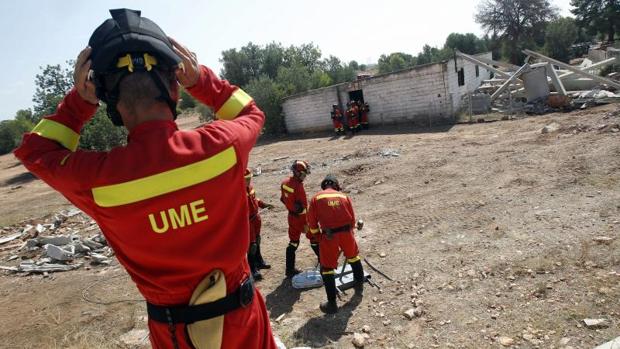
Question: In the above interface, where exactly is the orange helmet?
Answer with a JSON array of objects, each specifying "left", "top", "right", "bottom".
[{"left": 291, "top": 160, "right": 310, "bottom": 175}]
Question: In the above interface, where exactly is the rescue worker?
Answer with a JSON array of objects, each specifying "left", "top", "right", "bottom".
[
  {"left": 307, "top": 175, "right": 365, "bottom": 314},
  {"left": 360, "top": 102, "right": 370, "bottom": 129},
  {"left": 330, "top": 103, "right": 344, "bottom": 135},
  {"left": 280, "top": 160, "right": 319, "bottom": 277},
  {"left": 14, "top": 9, "right": 276, "bottom": 349},
  {"left": 245, "top": 168, "right": 274, "bottom": 281},
  {"left": 346, "top": 101, "right": 360, "bottom": 134}
]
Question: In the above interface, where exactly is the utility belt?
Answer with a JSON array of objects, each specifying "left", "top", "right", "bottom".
[
  {"left": 323, "top": 224, "right": 351, "bottom": 240},
  {"left": 147, "top": 277, "right": 254, "bottom": 325},
  {"left": 288, "top": 209, "right": 306, "bottom": 217}
]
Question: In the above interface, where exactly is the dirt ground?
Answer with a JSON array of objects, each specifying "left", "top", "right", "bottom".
[{"left": 0, "top": 105, "right": 619, "bottom": 349}]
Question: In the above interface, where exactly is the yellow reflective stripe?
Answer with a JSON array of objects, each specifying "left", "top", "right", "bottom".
[
  {"left": 347, "top": 256, "right": 361, "bottom": 263},
  {"left": 60, "top": 153, "right": 71, "bottom": 166},
  {"left": 321, "top": 270, "right": 335, "bottom": 275},
  {"left": 282, "top": 184, "right": 294, "bottom": 193},
  {"left": 310, "top": 227, "right": 319, "bottom": 234},
  {"left": 215, "top": 89, "right": 253, "bottom": 120},
  {"left": 316, "top": 193, "right": 347, "bottom": 200},
  {"left": 32, "top": 119, "right": 80, "bottom": 152},
  {"left": 92, "top": 146, "right": 237, "bottom": 207}
]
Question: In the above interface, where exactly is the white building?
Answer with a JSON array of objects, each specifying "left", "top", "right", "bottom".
[{"left": 282, "top": 53, "right": 492, "bottom": 133}]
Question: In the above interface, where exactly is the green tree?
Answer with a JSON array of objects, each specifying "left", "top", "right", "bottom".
[
  {"left": 571, "top": 0, "right": 620, "bottom": 42},
  {"left": 245, "top": 76, "right": 286, "bottom": 134},
  {"left": 178, "top": 88, "right": 196, "bottom": 110},
  {"left": 79, "top": 107, "right": 127, "bottom": 151},
  {"left": 475, "top": 0, "right": 558, "bottom": 63},
  {"left": 276, "top": 64, "right": 312, "bottom": 95},
  {"left": 32, "top": 63, "right": 73, "bottom": 122},
  {"left": 377, "top": 52, "right": 416, "bottom": 74},
  {"left": 0, "top": 114, "right": 34, "bottom": 154},
  {"left": 544, "top": 17, "right": 579, "bottom": 62},
  {"left": 444, "top": 33, "right": 488, "bottom": 54}
]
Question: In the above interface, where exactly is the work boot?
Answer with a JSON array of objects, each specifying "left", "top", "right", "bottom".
[
  {"left": 350, "top": 259, "right": 365, "bottom": 294},
  {"left": 320, "top": 272, "right": 338, "bottom": 314},
  {"left": 285, "top": 245, "right": 301, "bottom": 277},
  {"left": 256, "top": 238, "right": 271, "bottom": 269},
  {"left": 310, "top": 243, "right": 320, "bottom": 264},
  {"left": 252, "top": 270, "right": 263, "bottom": 281}
]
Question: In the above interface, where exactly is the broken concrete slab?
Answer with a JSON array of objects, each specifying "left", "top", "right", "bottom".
[
  {"left": 594, "top": 336, "right": 620, "bottom": 349},
  {"left": 17, "top": 262, "right": 82, "bottom": 273},
  {"left": 45, "top": 244, "right": 75, "bottom": 261},
  {"left": 583, "top": 318, "right": 609, "bottom": 329},
  {"left": 522, "top": 66, "right": 551, "bottom": 102}
]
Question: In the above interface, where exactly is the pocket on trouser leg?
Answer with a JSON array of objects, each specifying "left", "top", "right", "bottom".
[{"left": 186, "top": 270, "right": 227, "bottom": 349}]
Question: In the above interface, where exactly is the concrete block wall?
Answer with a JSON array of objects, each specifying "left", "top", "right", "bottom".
[
  {"left": 360, "top": 63, "right": 452, "bottom": 125},
  {"left": 446, "top": 53, "right": 493, "bottom": 112},
  {"left": 282, "top": 85, "right": 342, "bottom": 133}
]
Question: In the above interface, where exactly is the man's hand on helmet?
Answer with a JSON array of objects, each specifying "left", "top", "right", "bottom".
[
  {"left": 169, "top": 37, "right": 200, "bottom": 88},
  {"left": 73, "top": 46, "right": 99, "bottom": 105}
]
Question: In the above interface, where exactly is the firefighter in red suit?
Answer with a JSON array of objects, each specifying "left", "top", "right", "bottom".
[
  {"left": 346, "top": 101, "right": 360, "bottom": 134},
  {"left": 14, "top": 9, "right": 276, "bottom": 349},
  {"left": 307, "top": 174, "right": 365, "bottom": 314},
  {"left": 280, "top": 160, "right": 319, "bottom": 277},
  {"left": 245, "top": 168, "right": 273, "bottom": 281},
  {"left": 330, "top": 104, "right": 344, "bottom": 135},
  {"left": 360, "top": 102, "right": 370, "bottom": 129}
]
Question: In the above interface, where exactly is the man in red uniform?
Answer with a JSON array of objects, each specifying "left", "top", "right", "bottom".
[
  {"left": 14, "top": 9, "right": 276, "bottom": 349},
  {"left": 280, "top": 160, "right": 319, "bottom": 277},
  {"left": 330, "top": 104, "right": 344, "bottom": 135},
  {"left": 360, "top": 102, "right": 370, "bottom": 129},
  {"left": 245, "top": 168, "right": 273, "bottom": 281},
  {"left": 346, "top": 101, "right": 360, "bottom": 134},
  {"left": 307, "top": 174, "right": 365, "bottom": 314}
]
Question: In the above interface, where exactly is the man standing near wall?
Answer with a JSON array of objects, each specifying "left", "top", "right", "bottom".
[{"left": 330, "top": 104, "right": 344, "bottom": 135}]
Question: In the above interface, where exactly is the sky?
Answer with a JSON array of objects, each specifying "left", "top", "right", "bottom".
[{"left": 0, "top": 0, "right": 573, "bottom": 120}]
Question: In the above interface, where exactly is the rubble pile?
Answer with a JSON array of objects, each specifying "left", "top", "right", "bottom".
[
  {"left": 456, "top": 48, "right": 620, "bottom": 118},
  {"left": 0, "top": 208, "right": 113, "bottom": 275}
]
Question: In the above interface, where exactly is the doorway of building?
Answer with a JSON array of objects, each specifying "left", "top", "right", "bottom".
[{"left": 348, "top": 90, "right": 364, "bottom": 104}]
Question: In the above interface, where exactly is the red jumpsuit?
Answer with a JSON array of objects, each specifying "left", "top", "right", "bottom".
[
  {"left": 347, "top": 105, "right": 360, "bottom": 130},
  {"left": 247, "top": 184, "right": 268, "bottom": 243},
  {"left": 280, "top": 176, "right": 313, "bottom": 243},
  {"left": 330, "top": 108, "right": 344, "bottom": 133},
  {"left": 14, "top": 66, "right": 276, "bottom": 349},
  {"left": 360, "top": 103, "right": 369, "bottom": 127},
  {"left": 307, "top": 189, "right": 360, "bottom": 269}
]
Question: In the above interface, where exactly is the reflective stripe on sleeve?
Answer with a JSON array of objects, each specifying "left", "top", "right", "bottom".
[
  {"left": 92, "top": 146, "right": 237, "bottom": 207},
  {"left": 321, "top": 270, "right": 335, "bottom": 275},
  {"left": 316, "top": 193, "right": 347, "bottom": 200},
  {"left": 215, "top": 89, "right": 253, "bottom": 120},
  {"left": 32, "top": 119, "right": 80, "bottom": 152},
  {"left": 347, "top": 256, "right": 361, "bottom": 263},
  {"left": 282, "top": 184, "right": 294, "bottom": 193},
  {"left": 309, "top": 227, "right": 319, "bottom": 234}
]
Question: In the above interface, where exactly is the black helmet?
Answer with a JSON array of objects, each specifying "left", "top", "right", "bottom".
[
  {"left": 88, "top": 9, "right": 181, "bottom": 126},
  {"left": 321, "top": 174, "right": 340, "bottom": 190}
]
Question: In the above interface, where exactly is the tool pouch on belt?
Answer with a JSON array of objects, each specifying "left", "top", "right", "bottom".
[{"left": 187, "top": 270, "right": 227, "bottom": 349}]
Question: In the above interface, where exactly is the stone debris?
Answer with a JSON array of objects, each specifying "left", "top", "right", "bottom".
[
  {"left": 403, "top": 307, "right": 423, "bottom": 320},
  {"left": 362, "top": 325, "right": 371, "bottom": 333},
  {"left": 498, "top": 336, "right": 515, "bottom": 346},
  {"left": 583, "top": 318, "right": 609, "bottom": 329},
  {"left": 0, "top": 207, "right": 112, "bottom": 275},
  {"left": 119, "top": 329, "right": 149, "bottom": 347},
  {"left": 541, "top": 122, "right": 561, "bottom": 134},
  {"left": 352, "top": 332, "right": 366, "bottom": 348},
  {"left": 379, "top": 149, "right": 400, "bottom": 157}
]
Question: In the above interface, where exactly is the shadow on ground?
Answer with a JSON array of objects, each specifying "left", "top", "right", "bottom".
[
  {"left": 292, "top": 294, "right": 363, "bottom": 347},
  {"left": 3, "top": 172, "right": 37, "bottom": 186},
  {"left": 265, "top": 278, "right": 302, "bottom": 319}
]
